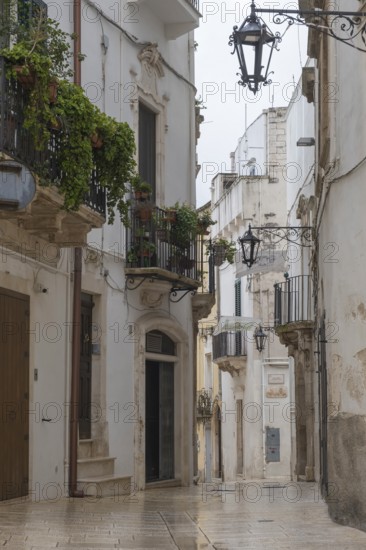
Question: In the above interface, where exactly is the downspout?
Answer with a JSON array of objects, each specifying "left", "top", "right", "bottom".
[{"left": 69, "top": 0, "right": 84, "bottom": 498}]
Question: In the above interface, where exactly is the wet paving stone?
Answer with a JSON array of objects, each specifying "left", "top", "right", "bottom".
[{"left": 0, "top": 483, "right": 366, "bottom": 549}]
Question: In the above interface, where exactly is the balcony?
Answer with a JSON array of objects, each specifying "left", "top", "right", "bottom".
[
  {"left": 212, "top": 330, "right": 248, "bottom": 376},
  {"left": 135, "top": 0, "right": 201, "bottom": 39},
  {"left": 0, "top": 58, "right": 106, "bottom": 247},
  {"left": 274, "top": 275, "right": 314, "bottom": 345},
  {"left": 125, "top": 205, "right": 215, "bottom": 314},
  {"left": 274, "top": 275, "right": 313, "bottom": 327},
  {"left": 196, "top": 388, "right": 213, "bottom": 424}
]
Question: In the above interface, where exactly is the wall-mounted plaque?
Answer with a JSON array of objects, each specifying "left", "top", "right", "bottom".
[{"left": 268, "top": 374, "right": 284, "bottom": 385}]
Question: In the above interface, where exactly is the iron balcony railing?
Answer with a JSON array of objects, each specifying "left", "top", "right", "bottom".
[
  {"left": 196, "top": 388, "right": 213, "bottom": 422},
  {"left": 188, "top": 0, "right": 200, "bottom": 11},
  {"left": 0, "top": 57, "right": 106, "bottom": 216},
  {"left": 274, "top": 275, "right": 313, "bottom": 326},
  {"left": 212, "top": 330, "right": 248, "bottom": 361},
  {"left": 126, "top": 205, "right": 215, "bottom": 291}
]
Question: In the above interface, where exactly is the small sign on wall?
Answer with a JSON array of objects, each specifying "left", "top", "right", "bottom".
[{"left": 268, "top": 373, "right": 284, "bottom": 385}]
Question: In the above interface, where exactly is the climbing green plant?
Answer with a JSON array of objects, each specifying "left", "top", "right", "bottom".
[
  {"left": 1, "top": 13, "right": 75, "bottom": 147},
  {"left": 0, "top": 11, "right": 138, "bottom": 225},
  {"left": 93, "top": 110, "right": 137, "bottom": 225}
]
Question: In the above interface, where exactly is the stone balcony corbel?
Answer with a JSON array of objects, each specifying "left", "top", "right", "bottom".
[{"left": 213, "top": 356, "right": 247, "bottom": 377}]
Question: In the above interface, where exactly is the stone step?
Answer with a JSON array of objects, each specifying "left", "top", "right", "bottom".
[
  {"left": 78, "top": 439, "right": 93, "bottom": 459},
  {"left": 77, "top": 475, "right": 132, "bottom": 498},
  {"left": 77, "top": 456, "right": 115, "bottom": 478}
]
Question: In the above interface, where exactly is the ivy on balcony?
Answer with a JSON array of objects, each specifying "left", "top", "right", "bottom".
[{"left": 0, "top": 8, "right": 138, "bottom": 224}]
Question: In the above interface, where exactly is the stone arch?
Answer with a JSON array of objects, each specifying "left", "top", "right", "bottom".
[{"left": 133, "top": 312, "right": 192, "bottom": 489}]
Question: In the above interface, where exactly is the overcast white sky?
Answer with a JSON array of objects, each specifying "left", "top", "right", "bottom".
[{"left": 194, "top": 0, "right": 308, "bottom": 206}]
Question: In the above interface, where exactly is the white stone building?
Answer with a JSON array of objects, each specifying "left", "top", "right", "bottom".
[
  {"left": 274, "top": 0, "right": 366, "bottom": 531},
  {"left": 197, "top": 108, "right": 295, "bottom": 483},
  {"left": 0, "top": 0, "right": 207, "bottom": 501}
]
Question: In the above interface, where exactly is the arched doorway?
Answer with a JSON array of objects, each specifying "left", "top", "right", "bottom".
[{"left": 145, "top": 330, "right": 175, "bottom": 482}]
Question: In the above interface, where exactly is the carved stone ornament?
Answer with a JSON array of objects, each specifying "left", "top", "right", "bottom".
[
  {"left": 265, "top": 386, "right": 288, "bottom": 399},
  {"left": 140, "top": 289, "right": 164, "bottom": 309},
  {"left": 138, "top": 44, "right": 165, "bottom": 97}
]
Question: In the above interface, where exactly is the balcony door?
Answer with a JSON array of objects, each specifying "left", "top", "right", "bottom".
[
  {"left": 139, "top": 103, "right": 156, "bottom": 200},
  {"left": 145, "top": 361, "right": 174, "bottom": 481}
]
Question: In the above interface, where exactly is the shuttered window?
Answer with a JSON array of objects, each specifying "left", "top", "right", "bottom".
[
  {"left": 146, "top": 330, "right": 175, "bottom": 356},
  {"left": 18, "top": 0, "right": 48, "bottom": 27},
  {"left": 139, "top": 103, "right": 156, "bottom": 200},
  {"left": 1, "top": 0, "right": 47, "bottom": 47}
]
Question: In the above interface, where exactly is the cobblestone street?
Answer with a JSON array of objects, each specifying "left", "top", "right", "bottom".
[{"left": 1, "top": 482, "right": 366, "bottom": 549}]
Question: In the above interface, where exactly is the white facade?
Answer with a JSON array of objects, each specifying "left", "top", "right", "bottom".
[
  {"left": 0, "top": 0, "right": 202, "bottom": 501},
  {"left": 310, "top": 0, "right": 366, "bottom": 528},
  {"left": 278, "top": 0, "right": 366, "bottom": 530},
  {"left": 198, "top": 108, "right": 295, "bottom": 483}
]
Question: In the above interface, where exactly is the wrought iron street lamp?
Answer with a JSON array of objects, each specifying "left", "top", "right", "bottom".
[
  {"left": 229, "top": 2, "right": 280, "bottom": 93},
  {"left": 254, "top": 325, "right": 268, "bottom": 352},
  {"left": 238, "top": 224, "right": 261, "bottom": 268},
  {"left": 239, "top": 225, "right": 313, "bottom": 268},
  {"left": 230, "top": 2, "right": 366, "bottom": 94},
  {"left": 254, "top": 325, "right": 277, "bottom": 352}
]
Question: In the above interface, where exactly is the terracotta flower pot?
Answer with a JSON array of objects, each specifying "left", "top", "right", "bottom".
[
  {"left": 48, "top": 80, "right": 59, "bottom": 104},
  {"left": 134, "top": 191, "right": 150, "bottom": 200},
  {"left": 136, "top": 205, "right": 153, "bottom": 221},
  {"left": 162, "top": 210, "right": 177, "bottom": 223},
  {"left": 91, "top": 132, "right": 103, "bottom": 149},
  {"left": 14, "top": 65, "right": 36, "bottom": 89}
]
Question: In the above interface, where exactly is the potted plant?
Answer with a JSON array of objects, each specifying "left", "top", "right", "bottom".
[
  {"left": 133, "top": 178, "right": 152, "bottom": 200},
  {"left": 161, "top": 207, "right": 177, "bottom": 223},
  {"left": 208, "top": 238, "right": 237, "bottom": 265},
  {"left": 135, "top": 201, "right": 154, "bottom": 222},
  {"left": 128, "top": 240, "right": 156, "bottom": 267},
  {"left": 0, "top": 10, "right": 139, "bottom": 226},
  {"left": 169, "top": 202, "right": 198, "bottom": 248},
  {"left": 197, "top": 210, "right": 216, "bottom": 234},
  {"left": 197, "top": 390, "right": 212, "bottom": 420},
  {"left": 91, "top": 132, "right": 103, "bottom": 149},
  {"left": 1, "top": 14, "right": 74, "bottom": 148}
]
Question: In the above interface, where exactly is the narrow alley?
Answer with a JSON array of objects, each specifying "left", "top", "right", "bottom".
[{"left": 1, "top": 483, "right": 366, "bottom": 549}]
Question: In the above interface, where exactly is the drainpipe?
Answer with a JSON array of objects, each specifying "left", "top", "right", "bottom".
[
  {"left": 73, "top": 0, "right": 81, "bottom": 87},
  {"left": 69, "top": 0, "right": 84, "bottom": 498}
]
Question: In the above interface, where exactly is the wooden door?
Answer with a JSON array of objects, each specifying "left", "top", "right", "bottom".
[{"left": 0, "top": 288, "right": 29, "bottom": 501}]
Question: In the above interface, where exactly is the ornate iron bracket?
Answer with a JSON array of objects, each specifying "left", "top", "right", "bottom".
[
  {"left": 255, "top": 7, "right": 366, "bottom": 52},
  {"left": 125, "top": 276, "right": 156, "bottom": 290},
  {"left": 169, "top": 287, "right": 197, "bottom": 303},
  {"left": 251, "top": 226, "right": 313, "bottom": 246}
]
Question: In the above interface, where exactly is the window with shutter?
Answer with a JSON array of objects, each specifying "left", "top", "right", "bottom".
[
  {"left": 18, "top": 0, "right": 47, "bottom": 27},
  {"left": 138, "top": 103, "right": 156, "bottom": 200}
]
